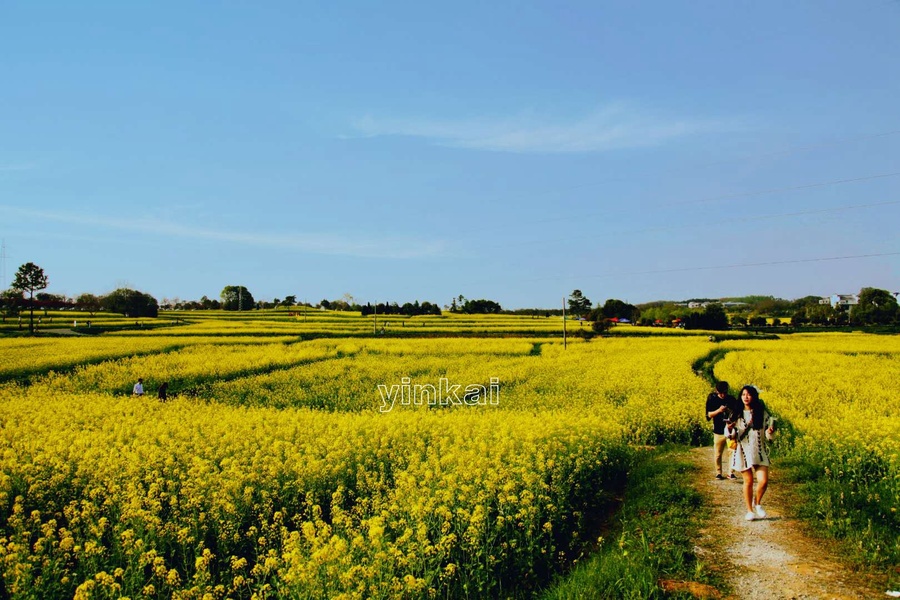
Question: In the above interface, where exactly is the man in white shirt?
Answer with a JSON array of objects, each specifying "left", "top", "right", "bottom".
[{"left": 133, "top": 378, "right": 144, "bottom": 396}]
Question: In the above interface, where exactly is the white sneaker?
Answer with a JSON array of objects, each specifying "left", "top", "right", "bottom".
[
  {"left": 754, "top": 505, "right": 767, "bottom": 518},
  {"left": 745, "top": 511, "right": 756, "bottom": 521}
]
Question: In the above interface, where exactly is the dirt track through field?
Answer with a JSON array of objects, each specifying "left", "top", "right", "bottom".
[{"left": 688, "top": 447, "right": 887, "bottom": 600}]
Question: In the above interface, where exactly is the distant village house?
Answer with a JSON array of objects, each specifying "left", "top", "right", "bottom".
[{"left": 820, "top": 294, "right": 858, "bottom": 308}]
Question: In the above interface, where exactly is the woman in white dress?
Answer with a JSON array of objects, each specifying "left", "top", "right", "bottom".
[{"left": 725, "top": 385, "right": 775, "bottom": 521}]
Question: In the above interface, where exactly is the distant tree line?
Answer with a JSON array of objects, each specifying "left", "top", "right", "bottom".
[
  {"left": 359, "top": 301, "right": 442, "bottom": 317},
  {"left": 160, "top": 296, "right": 222, "bottom": 311},
  {"left": 2, "top": 287, "right": 160, "bottom": 319},
  {"left": 4, "top": 261, "right": 896, "bottom": 331},
  {"left": 0, "top": 263, "right": 162, "bottom": 326},
  {"left": 99, "top": 289, "right": 159, "bottom": 317},
  {"left": 220, "top": 286, "right": 255, "bottom": 311},
  {"left": 447, "top": 295, "right": 503, "bottom": 314},
  {"left": 590, "top": 298, "right": 641, "bottom": 322},
  {"left": 786, "top": 288, "right": 899, "bottom": 326},
  {"left": 160, "top": 293, "right": 313, "bottom": 311},
  {"left": 634, "top": 302, "right": 728, "bottom": 329},
  {"left": 625, "top": 288, "right": 900, "bottom": 328},
  {"left": 501, "top": 308, "right": 564, "bottom": 317}
]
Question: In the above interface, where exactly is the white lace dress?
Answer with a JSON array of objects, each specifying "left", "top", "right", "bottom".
[{"left": 726, "top": 409, "right": 773, "bottom": 472}]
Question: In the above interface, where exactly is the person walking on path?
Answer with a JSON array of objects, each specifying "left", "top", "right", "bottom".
[
  {"left": 132, "top": 378, "right": 145, "bottom": 396},
  {"left": 725, "top": 385, "right": 776, "bottom": 521},
  {"left": 705, "top": 380, "right": 739, "bottom": 480}
]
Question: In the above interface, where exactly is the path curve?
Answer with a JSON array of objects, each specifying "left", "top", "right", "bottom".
[
  {"left": 688, "top": 446, "right": 885, "bottom": 600},
  {"left": 39, "top": 328, "right": 85, "bottom": 336}
]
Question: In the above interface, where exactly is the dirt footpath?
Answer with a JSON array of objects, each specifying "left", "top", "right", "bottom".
[{"left": 688, "top": 447, "right": 886, "bottom": 600}]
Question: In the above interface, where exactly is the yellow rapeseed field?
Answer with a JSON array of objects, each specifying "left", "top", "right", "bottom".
[
  {"left": 714, "top": 333, "right": 900, "bottom": 563},
  {"left": 0, "top": 320, "right": 896, "bottom": 598}
]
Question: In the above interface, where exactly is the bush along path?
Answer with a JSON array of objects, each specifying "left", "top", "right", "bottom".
[{"left": 687, "top": 446, "right": 887, "bottom": 599}]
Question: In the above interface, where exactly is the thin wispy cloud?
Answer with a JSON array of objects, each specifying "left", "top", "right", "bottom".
[
  {"left": 350, "top": 105, "right": 738, "bottom": 153},
  {"left": 0, "top": 163, "right": 36, "bottom": 172},
  {"left": 0, "top": 206, "right": 445, "bottom": 260}
]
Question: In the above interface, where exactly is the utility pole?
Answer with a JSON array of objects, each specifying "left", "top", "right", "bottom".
[
  {"left": 563, "top": 296, "right": 567, "bottom": 349},
  {"left": 373, "top": 301, "right": 378, "bottom": 335}
]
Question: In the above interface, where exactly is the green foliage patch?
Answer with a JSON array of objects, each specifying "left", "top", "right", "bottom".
[{"left": 542, "top": 447, "right": 723, "bottom": 600}]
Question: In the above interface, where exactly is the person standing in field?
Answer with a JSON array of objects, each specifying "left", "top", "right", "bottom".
[
  {"left": 706, "top": 381, "right": 739, "bottom": 480},
  {"left": 157, "top": 382, "right": 169, "bottom": 401},
  {"left": 726, "top": 385, "right": 776, "bottom": 521},
  {"left": 133, "top": 378, "right": 144, "bottom": 396}
]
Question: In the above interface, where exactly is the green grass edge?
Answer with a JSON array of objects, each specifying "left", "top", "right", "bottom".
[{"left": 540, "top": 445, "right": 726, "bottom": 600}]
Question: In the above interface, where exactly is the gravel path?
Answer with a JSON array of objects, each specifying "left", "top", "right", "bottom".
[{"left": 688, "top": 446, "right": 885, "bottom": 600}]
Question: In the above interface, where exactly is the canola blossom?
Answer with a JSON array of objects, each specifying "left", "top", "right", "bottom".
[
  {"left": 0, "top": 323, "right": 896, "bottom": 597},
  {"left": 0, "top": 390, "right": 629, "bottom": 598},
  {"left": 0, "top": 336, "right": 299, "bottom": 384},
  {"left": 714, "top": 333, "right": 900, "bottom": 564}
]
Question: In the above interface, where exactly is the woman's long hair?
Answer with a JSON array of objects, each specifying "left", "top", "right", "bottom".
[{"left": 739, "top": 385, "right": 766, "bottom": 430}]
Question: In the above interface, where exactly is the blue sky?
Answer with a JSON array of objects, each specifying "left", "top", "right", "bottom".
[{"left": 2, "top": 1, "right": 898, "bottom": 308}]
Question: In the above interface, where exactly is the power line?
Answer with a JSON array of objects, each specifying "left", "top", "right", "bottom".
[
  {"left": 499, "top": 130, "right": 900, "bottom": 209},
  {"left": 399, "top": 129, "right": 900, "bottom": 226},
  {"left": 668, "top": 171, "right": 900, "bottom": 207},
  {"left": 624, "top": 252, "right": 900, "bottom": 277},
  {"left": 457, "top": 170, "right": 900, "bottom": 238},
  {"left": 514, "top": 251, "right": 900, "bottom": 285},
  {"left": 668, "top": 129, "right": 900, "bottom": 173},
  {"left": 484, "top": 198, "right": 900, "bottom": 250}
]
